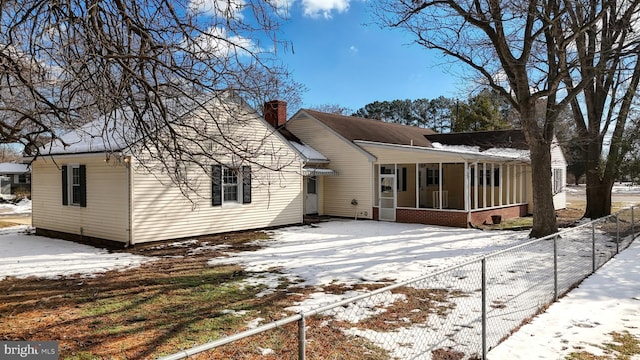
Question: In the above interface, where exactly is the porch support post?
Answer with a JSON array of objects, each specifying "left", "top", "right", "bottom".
[
  {"left": 499, "top": 164, "right": 503, "bottom": 206},
  {"left": 394, "top": 164, "right": 398, "bottom": 210},
  {"left": 506, "top": 165, "right": 511, "bottom": 205},
  {"left": 519, "top": 165, "right": 524, "bottom": 203},
  {"left": 482, "top": 162, "right": 487, "bottom": 209},
  {"left": 415, "top": 163, "right": 420, "bottom": 208},
  {"left": 439, "top": 162, "right": 443, "bottom": 210},
  {"left": 474, "top": 162, "right": 479, "bottom": 210},
  {"left": 491, "top": 163, "right": 495, "bottom": 207},
  {"left": 464, "top": 162, "right": 470, "bottom": 211},
  {"left": 511, "top": 164, "right": 516, "bottom": 204}
]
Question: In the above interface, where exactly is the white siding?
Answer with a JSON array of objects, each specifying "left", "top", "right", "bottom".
[
  {"left": 32, "top": 156, "right": 129, "bottom": 243},
  {"left": 287, "top": 114, "right": 373, "bottom": 218},
  {"left": 130, "top": 109, "right": 302, "bottom": 244}
]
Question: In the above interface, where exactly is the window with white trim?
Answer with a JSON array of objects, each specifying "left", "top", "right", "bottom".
[
  {"left": 62, "top": 164, "right": 87, "bottom": 207},
  {"left": 212, "top": 165, "right": 251, "bottom": 206},
  {"left": 553, "top": 168, "right": 564, "bottom": 194},
  {"left": 223, "top": 167, "right": 238, "bottom": 202}
]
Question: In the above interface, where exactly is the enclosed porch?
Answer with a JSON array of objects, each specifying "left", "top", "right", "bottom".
[{"left": 372, "top": 160, "right": 531, "bottom": 228}]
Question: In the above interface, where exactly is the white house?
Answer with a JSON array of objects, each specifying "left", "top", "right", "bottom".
[{"left": 31, "top": 95, "right": 304, "bottom": 247}]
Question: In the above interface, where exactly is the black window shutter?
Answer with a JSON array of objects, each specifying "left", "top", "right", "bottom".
[
  {"left": 402, "top": 167, "right": 407, "bottom": 191},
  {"left": 62, "top": 165, "right": 68, "bottom": 205},
  {"left": 212, "top": 165, "right": 222, "bottom": 206},
  {"left": 242, "top": 166, "right": 251, "bottom": 204},
  {"left": 79, "top": 165, "right": 87, "bottom": 207}
]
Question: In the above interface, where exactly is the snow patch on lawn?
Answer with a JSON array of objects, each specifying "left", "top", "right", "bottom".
[
  {"left": 0, "top": 199, "right": 31, "bottom": 215},
  {"left": 208, "top": 220, "right": 528, "bottom": 289},
  {"left": 0, "top": 227, "right": 156, "bottom": 280}
]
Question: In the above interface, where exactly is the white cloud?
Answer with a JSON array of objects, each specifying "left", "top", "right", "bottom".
[
  {"left": 189, "top": 0, "right": 246, "bottom": 20},
  {"left": 268, "top": 0, "right": 296, "bottom": 17},
  {"left": 349, "top": 45, "right": 358, "bottom": 54},
  {"left": 302, "top": 0, "right": 350, "bottom": 19},
  {"left": 187, "top": 26, "right": 260, "bottom": 59}
]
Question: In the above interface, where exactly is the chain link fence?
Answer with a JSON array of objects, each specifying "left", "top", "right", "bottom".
[{"left": 159, "top": 206, "right": 637, "bottom": 360}]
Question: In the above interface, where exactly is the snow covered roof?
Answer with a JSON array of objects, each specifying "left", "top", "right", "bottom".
[
  {"left": 289, "top": 141, "right": 329, "bottom": 163},
  {"left": 0, "top": 163, "right": 29, "bottom": 174},
  {"left": 430, "top": 142, "right": 530, "bottom": 161},
  {"left": 356, "top": 140, "right": 530, "bottom": 162},
  {"left": 40, "top": 112, "right": 132, "bottom": 155},
  {"left": 38, "top": 92, "right": 243, "bottom": 156},
  {"left": 425, "top": 129, "right": 528, "bottom": 151}
]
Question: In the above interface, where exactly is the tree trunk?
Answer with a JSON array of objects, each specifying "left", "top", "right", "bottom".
[
  {"left": 583, "top": 133, "right": 613, "bottom": 219},
  {"left": 528, "top": 139, "right": 559, "bottom": 238},
  {"left": 585, "top": 179, "right": 613, "bottom": 218}
]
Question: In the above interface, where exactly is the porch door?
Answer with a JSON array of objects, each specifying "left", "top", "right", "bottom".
[
  {"left": 379, "top": 174, "right": 396, "bottom": 221},
  {"left": 305, "top": 176, "right": 318, "bottom": 214}
]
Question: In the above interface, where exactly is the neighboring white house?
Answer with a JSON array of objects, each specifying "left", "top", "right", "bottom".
[
  {"left": 31, "top": 95, "right": 304, "bottom": 247},
  {"left": 0, "top": 162, "right": 30, "bottom": 200}
]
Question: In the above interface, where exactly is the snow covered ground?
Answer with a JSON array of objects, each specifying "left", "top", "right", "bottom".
[
  {"left": 209, "top": 220, "right": 530, "bottom": 288},
  {"left": 0, "top": 226, "right": 154, "bottom": 280},
  {"left": 0, "top": 198, "right": 32, "bottom": 215},
  {"left": 488, "top": 237, "right": 640, "bottom": 359},
  {"left": 208, "top": 219, "right": 630, "bottom": 359},
  {"left": 0, "top": 208, "right": 638, "bottom": 358}
]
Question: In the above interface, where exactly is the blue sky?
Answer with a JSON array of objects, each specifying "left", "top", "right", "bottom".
[{"left": 275, "top": 1, "right": 462, "bottom": 112}]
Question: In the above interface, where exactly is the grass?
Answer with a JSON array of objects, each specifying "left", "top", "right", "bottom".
[
  {"left": 0, "top": 220, "right": 18, "bottom": 228},
  {"left": 0, "top": 231, "right": 400, "bottom": 359},
  {"left": 565, "top": 331, "right": 640, "bottom": 360}
]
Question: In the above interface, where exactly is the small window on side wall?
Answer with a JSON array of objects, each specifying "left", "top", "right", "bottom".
[
  {"left": 212, "top": 165, "right": 251, "bottom": 206},
  {"left": 62, "top": 164, "right": 87, "bottom": 207}
]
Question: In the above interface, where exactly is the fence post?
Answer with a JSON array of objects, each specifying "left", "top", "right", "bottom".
[
  {"left": 298, "top": 316, "right": 306, "bottom": 360},
  {"left": 553, "top": 235, "right": 558, "bottom": 301},
  {"left": 616, "top": 215, "right": 620, "bottom": 254},
  {"left": 633, "top": 206, "right": 636, "bottom": 239},
  {"left": 482, "top": 257, "right": 487, "bottom": 360},
  {"left": 592, "top": 221, "right": 596, "bottom": 273}
]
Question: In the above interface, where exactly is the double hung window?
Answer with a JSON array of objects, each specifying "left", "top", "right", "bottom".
[
  {"left": 212, "top": 165, "right": 251, "bottom": 206},
  {"left": 62, "top": 164, "right": 87, "bottom": 207}
]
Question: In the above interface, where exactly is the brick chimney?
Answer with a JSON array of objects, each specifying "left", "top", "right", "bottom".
[{"left": 264, "top": 100, "right": 287, "bottom": 128}]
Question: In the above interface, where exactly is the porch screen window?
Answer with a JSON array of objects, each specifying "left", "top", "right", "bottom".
[
  {"left": 61, "top": 164, "right": 86, "bottom": 207},
  {"left": 471, "top": 166, "right": 499, "bottom": 186},
  {"left": 212, "top": 165, "right": 251, "bottom": 206},
  {"left": 397, "top": 167, "right": 407, "bottom": 192}
]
